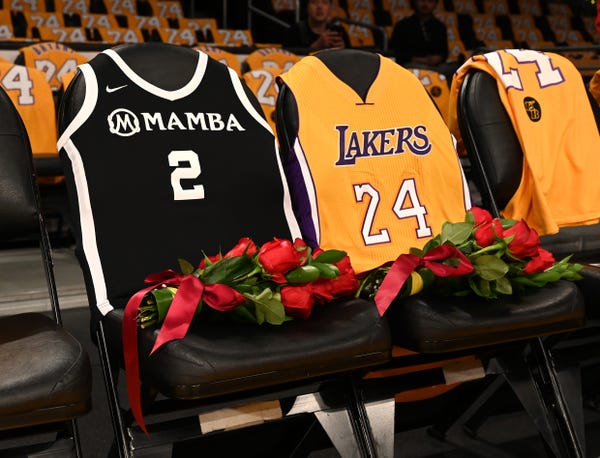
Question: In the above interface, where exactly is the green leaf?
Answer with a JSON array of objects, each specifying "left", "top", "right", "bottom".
[
  {"left": 314, "top": 249, "right": 346, "bottom": 264},
  {"left": 202, "top": 255, "right": 255, "bottom": 284},
  {"left": 441, "top": 221, "right": 473, "bottom": 245},
  {"left": 525, "top": 270, "right": 561, "bottom": 285},
  {"left": 285, "top": 265, "right": 321, "bottom": 283},
  {"left": 494, "top": 276, "right": 513, "bottom": 295},
  {"left": 178, "top": 258, "right": 195, "bottom": 275},
  {"left": 244, "top": 289, "right": 286, "bottom": 325},
  {"left": 313, "top": 262, "right": 340, "bottom": 279},
  {"left": 149, "top": 286, "right": 178, "bottom": 324},
  {"left": 474, "top": 255, "right": 509, "bottom": 281},
  {"left": 469, "top": 276, "right": 494, "bottom": 298},
  {"left": 477, "top": 278, "right": 494, "bottom": 298},
  {"left": 500, "top": 218, "right": 518, "bottom": 229}
]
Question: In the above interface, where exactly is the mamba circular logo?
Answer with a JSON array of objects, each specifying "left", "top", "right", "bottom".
[{"left": 523, "top": 96, "right": 541, "bottom": 122}]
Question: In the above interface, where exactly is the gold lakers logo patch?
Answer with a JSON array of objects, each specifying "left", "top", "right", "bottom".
[{"left": 523, "top": 96, "right": 541, "bottom": 122}]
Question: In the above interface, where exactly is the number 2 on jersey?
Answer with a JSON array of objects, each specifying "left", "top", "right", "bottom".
[
  {"left": 169, "top": 150, "right": 205, "bottom": 200},
  {"left": 354, "top": 178, "right": 432, "bottom": 245}
]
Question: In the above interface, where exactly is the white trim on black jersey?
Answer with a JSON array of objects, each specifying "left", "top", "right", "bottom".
[
  {"left": 57, "top": 64, "right": 113, "bottom": 315},
  {"left": 104, "top": 48, "right": 208, "bottom": 101}
]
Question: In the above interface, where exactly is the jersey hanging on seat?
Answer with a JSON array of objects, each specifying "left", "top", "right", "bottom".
[
  {"left": 58, "top": 48, "right": 300, "bottom": 316},
  {"left": 279, "top": 53, "right": 471, "bottom": 274},
  {"left": 448, "top": 49, "right": 600, "bottom": 236}
]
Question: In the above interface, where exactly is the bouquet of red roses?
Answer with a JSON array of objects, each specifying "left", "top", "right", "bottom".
[
  {"left": 358, "top": 207, "right": 584, "bottom": 316},
  {"left": 135, "top": 237, "right": 358, "bottom": 333},
  {"left": 123, "top": 236, "right": 358, "bottom": 434}
]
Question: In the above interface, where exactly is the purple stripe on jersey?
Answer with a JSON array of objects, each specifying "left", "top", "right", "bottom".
[{"left": 283, "top": 148, "right": 318, "bottom": 249}]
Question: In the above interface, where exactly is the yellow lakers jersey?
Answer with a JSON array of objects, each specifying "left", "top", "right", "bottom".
[
  {"left": 194, "top": 45, "right": 242, "bottom": 76},
  {"left": 243, "top": 48, "right": 300, "bottom": 73},
  {"left": 449, "top": 49, "right": 600, "bottom": 235},
  {"left": 242, "top": 67, "right": 281, "bottom": 135},
  {"left": 0, "top": 62, "right": 57, "bottom": 157},
  {"left": 18, "top": 42, "right": 88, "bottom": 91},
  {"left": 409, "top": 67, "right": 451, "bottom": 125},
  {"left": 280, "top": 55, "right": 471, "bottom": 274}
]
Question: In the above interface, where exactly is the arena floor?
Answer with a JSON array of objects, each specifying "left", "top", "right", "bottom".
[{"left": 3, "top": 245, "right": 600, "bottom": 457}]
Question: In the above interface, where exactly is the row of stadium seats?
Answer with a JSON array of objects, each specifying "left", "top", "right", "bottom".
[
  {"left": 5, "top": 0, "right": 184, "bottom": 16},
  {"left": 2, "top": 0, "right": 596, "bottom": 51}
]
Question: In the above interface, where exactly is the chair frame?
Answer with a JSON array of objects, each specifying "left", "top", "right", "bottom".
[
  {"left": 0, "top": 85, "right": 88, "bottom": 457},
  {"left": 57, "top": 43, "right": 391, "bottom": 458},
  {"left": 453, "top": 68, "right": 594, "bottom": 458}
]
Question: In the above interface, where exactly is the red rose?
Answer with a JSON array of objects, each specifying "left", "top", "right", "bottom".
[
  {"left": 281, "top": 285, "right": 315, "bottom": 319},
  {"left": 225, "top": 237, "right": 257, "bottom": 258},
  {"left": 329, "top": 255, "right": 360, "bottom": 296},
  {"left": 202, "top": 283, "right": 246, "bottom": 311},
  {"left": 310, "top": 281, "right": 335, "bottom": 304},
  {"left": 198, "top": 254, "right": 223, "bottom": 270},
  {"left": 470, "top": 207, "right": 493, "bottom": 226},
  {"left": 524, "top": 248, "right": 555, "bottom": 274},
  {"left": 505, "top": 220, "right": 540, "bottom": 259},
  {"left": 474, "top": 219, "right": 503, "bottom": 247},
  {"left": 258, "top": 238, "right": 303, "bottom": 283},
  {"left": 311, "top": 255, "right": 359, "bottom": 303}
]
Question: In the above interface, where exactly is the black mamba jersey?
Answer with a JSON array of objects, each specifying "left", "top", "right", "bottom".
[{"left": 58, "top": 49, "right": 300, "bottom": 315}]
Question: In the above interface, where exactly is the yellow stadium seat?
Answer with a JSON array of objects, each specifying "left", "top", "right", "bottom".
[
  {"left": 103, "top": 0, "right": 137, "bottom": 16},
  {"left": 155, "top": 28, "right": 197, "bottom": 46},
  {"left": 194, "top": 44, "right": 242, "bottom": 76},
  {"left": 242, "top": 66, "right": 281, "bottom": 134},
  {"left": 147, "top": 0, "right": 184, "bottom": 18},
  {"left": 53, "top": 0, "right": 90, "bottom": 14},
  {"left": 244, "top": 47, "right": 300, "bottom": 72},
  {"left": 96, "top": 26, "right": 145, "bottom": 44},
  {"left": 79, "top": 12, "right": 120, "bottom": 29},
  {"left": 178, "top": 17, "right": 218, "bottom": 42},
  {"left": 214, "top": 28, "right": 253, "bottom": 47},
  {"left": 7, "top": 0, "right": 44, "bottom": 12}
]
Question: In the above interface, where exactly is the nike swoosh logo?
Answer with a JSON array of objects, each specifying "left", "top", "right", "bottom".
[{"left": 106, "top": 84, "right": 127, "bottom": 93}]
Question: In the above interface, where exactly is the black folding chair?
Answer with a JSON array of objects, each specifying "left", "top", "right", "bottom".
[
  {"left": 275, "top": 48, "right": 586, "bottom": 458},
  {"left": 454, "top": 54, "right": 600, "bottom": 458},
  {"left": 57, "top": 43, "right": 391, "bottom": 457},
  {"left": 0, "top": 85, "right": 92, "bottom": 456}
]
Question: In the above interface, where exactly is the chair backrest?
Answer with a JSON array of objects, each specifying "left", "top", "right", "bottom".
[
  {"left": 276, "top": 49, "right": 472, "bottom": 274},
  {"left": 0, "top": 83, "right": 63, "bottom": 323},
  {"left": 0, "top": 84, "right": 38, "bottom": 240},
  {"left": 454, "top": 49, "right": 600, "bottom": 261},
  {"left": 58, "top": 43, "right": 299, "bottom": 324}
]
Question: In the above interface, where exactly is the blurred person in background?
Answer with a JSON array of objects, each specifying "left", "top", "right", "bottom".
[
  {"left": 283, "top": 0, "right": 350, "bottom": 49},
  {"left": 390, "top": 0, "right": 448, "bottom": 67}
]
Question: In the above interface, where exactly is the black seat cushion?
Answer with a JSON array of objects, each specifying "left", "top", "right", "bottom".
[
  {"left": 387, "top": 281, "right": 584, "bottom": 353},
  {"left": 0, "top": 313, "right": 92, "bottom": 430},
  {"left": 104, "top": 297, "right": 391, "bottom": 399}
]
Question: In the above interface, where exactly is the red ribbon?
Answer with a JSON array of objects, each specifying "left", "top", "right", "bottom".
[
  {"left": 374, "top": 245, "right": 474, "bottom": 316},
  {"left": 122, "top": 270, "right": 243, "bottom": 434}
]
